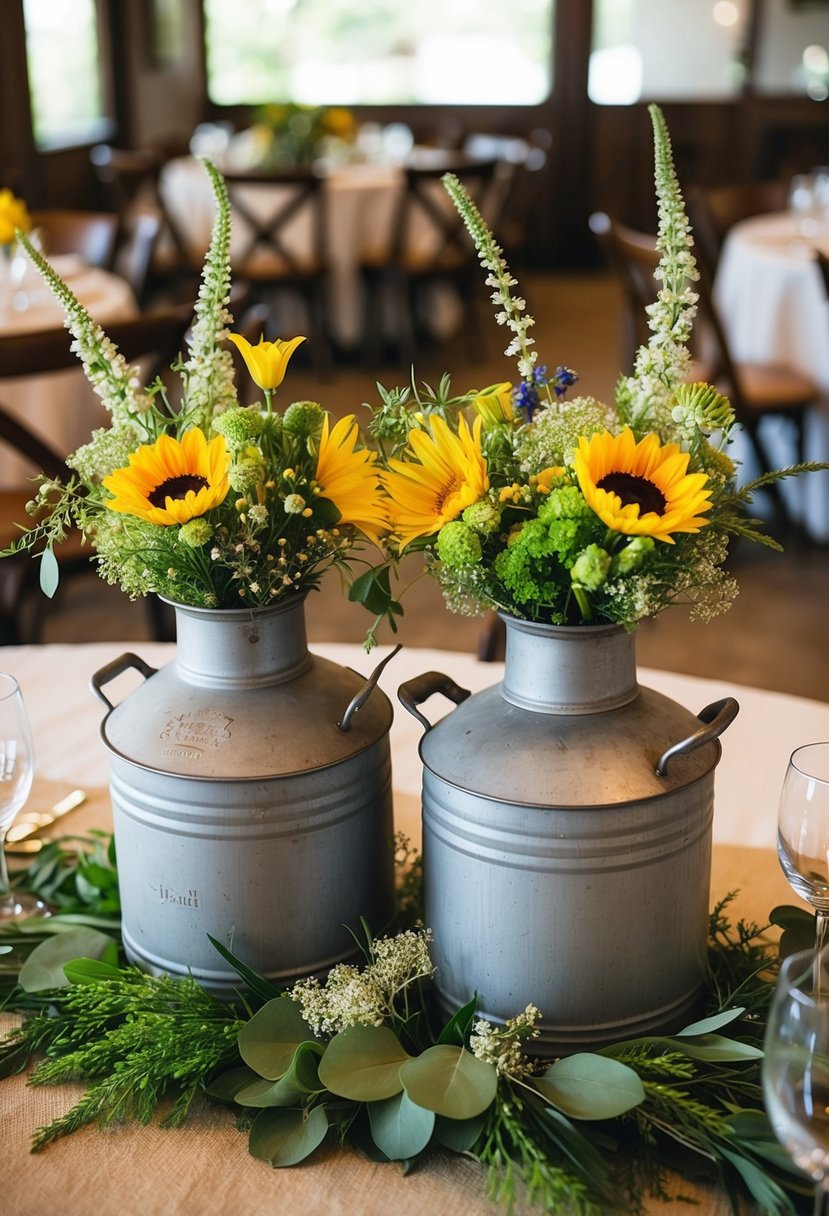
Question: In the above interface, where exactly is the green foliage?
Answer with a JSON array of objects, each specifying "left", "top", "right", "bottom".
[{"left": 1, "top": 852, "right": 812, "bottom": 1214}]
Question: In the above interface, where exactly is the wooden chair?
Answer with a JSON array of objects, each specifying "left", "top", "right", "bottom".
[
  {"left": 590, "top": 210, "right": 819, "bottom": 533},
  {"left": 0, "top": 304, "right": 196, "bottom": 642},
  {"left": 360, "top": 157, "right": 499, "bottom": 368},
  {"left": 686, "top": 179, "right": 789, "bottom": 273},
  {"left": 89, "top": 144, "right": 197, "bottom": 301},
  {"left": 221, "top": 167, "right": 332, "bottom": 375},
  {"left": 29, "top": 209, "right": 118, "bottom": 271}
]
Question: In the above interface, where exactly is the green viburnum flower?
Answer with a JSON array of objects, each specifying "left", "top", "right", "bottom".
[
  {"left": 611, "top": 536, "right": 656, "bottom": 577},
  {"left": 212, "top": 406, "right": 265, "bottom": 449},
  {"left": 437, "top": 520, "right": 482, "bottom": 568},
  {"left": 463, "top": 499, "right": 502, "bottom": 534},
  {"left": 671, "top": 382, "right": 735, "bottom": 438},
  {"left": 179, "top": 518, "right": 213, "bottom": 548},
  {"left": 571, "top": 543, "right": 612, "bottom": 591},
  {"left": 229, "top": 452, "right": 266, "bottom": 493},
  {"left": 283, "top": 400, "right": 325, "bottom": 439}
]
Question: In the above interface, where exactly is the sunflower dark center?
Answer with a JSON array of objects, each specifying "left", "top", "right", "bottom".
[
  {"left": 598, "top": 472, "right": 666, "bottom": 516},
  {"left": 434, "top": 475, "right": 464, "bottom": 515},
  {"left": 148, "top": 475, "right": 209, "bottom": 508}
]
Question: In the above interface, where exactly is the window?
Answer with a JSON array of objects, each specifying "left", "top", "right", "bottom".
[
  {"left": 589, "top": 0, "right": 748, "bottom": 104},
  {"left": 204, "top": 0, "right": 554, "bottom": 107},
  {"left": 23, "top": 0, "right": 109, "bottom": 149},
  {"left": 753, "top": 0, "right": 829, "bottom": 98}
]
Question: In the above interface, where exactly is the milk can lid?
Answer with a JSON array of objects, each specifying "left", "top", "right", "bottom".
[
  {"left": 96, "top": 652, "right": 393, "bottom": 781},
  {"left": 418, "top": 682, "right": 725, "bottom": 807}
]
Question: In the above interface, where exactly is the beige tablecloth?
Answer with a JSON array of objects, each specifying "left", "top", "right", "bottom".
[{"left": 1, "top": 642, "right": 823, "bottom": 1214}]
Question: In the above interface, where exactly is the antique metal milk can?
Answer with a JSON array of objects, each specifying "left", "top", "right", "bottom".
[
  {"left": 92, "top": 595, "right": 395, "bottom": 995},
  {"left": 399, "top": 616, "right": 738, "bottom": 1054}
]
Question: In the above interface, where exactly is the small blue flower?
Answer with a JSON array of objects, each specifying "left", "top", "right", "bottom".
[
  {"left": 513, "top": 380, "right": 540, "bottom": 421},
  {"left": 552, "top": 366, "right": 578, "bottom": 398}
]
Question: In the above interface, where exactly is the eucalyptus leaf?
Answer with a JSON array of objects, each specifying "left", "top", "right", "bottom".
[
  {"left": 676, "top": 1007, "right": 746, "bottom": 1036},
  {"left": 248, "top": 1104, "right": 329, "bottom": 1167},
  {"left": 235, "top": 1042, "right": 324, "bottom": 1108},
  {"left": 666, "top": 1033, "right": 764, "bottom": 1062},
  {"left": 18, "top": 928, "right": 116, "bottom": 992},
  {"left": 768, "top": 905, "right": 814, "bottom": 930},
  {"left": 39, "top": 546, "right": 59, "bottom": 598},
  {"left": 318, "top": 1024, "right": 410, "bottom": 1101},
  {"left": 534, "top": 1053, "right": 645, "bottom": 1120},
  {"left": 205, "top": 1066, "right": 260, "bottom": 1103},
  {"left": 433, "top": 1111, "right": 487, "bottom": 1152},
  {"left": 367, "top": 1089, "right": 435, "bottom": 1160},
  {"left": 399, "top": 1045, "right": 497, "bottom": 1119},
  {"left": 238, "top": 997, "right": 316, "bottom": 1080},
  {"left": 718, "top": 1145, "right": 798, "bottom": 1212}
]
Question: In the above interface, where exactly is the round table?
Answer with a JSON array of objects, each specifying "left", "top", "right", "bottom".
[
  {"left": 0, "top": 256, "right": 136, "bottom": 487},
  {"left": 715, "top": 210, "right": 829, "bottom": 539},
  {"left": 160, "top": 155, "right": 461, "bottom": 348}
]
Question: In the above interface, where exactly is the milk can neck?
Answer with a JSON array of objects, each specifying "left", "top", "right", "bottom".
[
  {"left": 501, "top": 617, "right": 638, "bottom": 714},
  {"left": 171, "top": 597, "right": 312, "bottom": 688}
]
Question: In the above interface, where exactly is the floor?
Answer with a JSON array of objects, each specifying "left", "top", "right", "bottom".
[{"left": 21, "top": 270, "right": 829, "bottom": 704}]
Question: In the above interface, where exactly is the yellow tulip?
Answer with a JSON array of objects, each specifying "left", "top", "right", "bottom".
[
  {"left": 227, "top": 333, "right": 306, "bottom": 391},
  {"left": 470, "top": 382, "right": 515, "bottom": 425},
  {"left": 0, "top": 188, "right": 31, "bottom": 247}
]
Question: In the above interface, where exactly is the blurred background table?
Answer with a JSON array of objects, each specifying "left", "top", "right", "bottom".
[
  {"left": 715, "top": 210, "right": 829, "bottom": 539},
  {"left": 0, "top": 259, "right": 136, "bottom": 487}
]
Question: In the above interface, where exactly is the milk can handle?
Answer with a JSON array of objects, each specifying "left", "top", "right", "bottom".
[
  {"left": 337, "top": 644, "right": 402, "bottom": 733},
  {"left": 91, "top": 653, "right": 159, "bottom": 711},
  {"left": 655, "top": 696, "right": 739, "bottom": 777},
  {"left": 397, "top": 671, "right": 472, "bottom": 733}
]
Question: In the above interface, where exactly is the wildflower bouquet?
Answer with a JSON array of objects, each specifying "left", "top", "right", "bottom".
[
  {"left": 371, "top": 106, "right": 822, "bottom": 630},
  {"left": 243, "top": 102, "right": 357, "bottom": 168},
  {"left": 6, "top": 161, "right": 388, "bottom": 613}
]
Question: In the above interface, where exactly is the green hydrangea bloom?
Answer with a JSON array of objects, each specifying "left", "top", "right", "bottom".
[
  {"left": 212, "top": 406, "right": 265, "bottom": 450},
  {"left": 229, "top": 453, "right": 266, "bottom": 492},
  {"left": 462, "top": 500, "right": 502, "bottom": 534},
  {"left": 571, "top": 544, "right": 611, "bottom": 591},
  {"left": 179, "top": 518, "right": 213, "bottom": 548},
  {"left": 437, "top": 521, "right": 482, "bottom": 568},
  {"left": 283, "top": 400, "right": 325, "bottom": 438},
  {"left": 611, "top": 536, "right": 656, "bottom": 577}
]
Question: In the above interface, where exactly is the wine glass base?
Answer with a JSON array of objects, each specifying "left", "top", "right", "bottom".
[{"left": 0, "top": 891, "right": 50, "bottom": 923}]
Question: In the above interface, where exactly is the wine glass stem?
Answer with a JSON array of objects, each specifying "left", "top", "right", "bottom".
[
  {"left": 816, "top": 910, "right": 829, "bottom": 996},
  {"left": 0, "top": 828, "right": 11, "bottom": 905}
]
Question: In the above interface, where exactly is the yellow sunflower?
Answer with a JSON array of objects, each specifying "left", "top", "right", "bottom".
[
  {"left": 315, "top": 414, "right": 389, "bottom": 545},
  {"left": 573, "top": 427, "right": 712, "bottom": 544},
  {"left": 103, "top": 429, "right": 231, "bottom": 526},
  {"left": 382, "top": 414, "right": 489, "bottom": 548}
]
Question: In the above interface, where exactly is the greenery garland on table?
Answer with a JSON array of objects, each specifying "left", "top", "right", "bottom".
[{"left": 0, "top": 834, "right": 816, "bottom": 1215}]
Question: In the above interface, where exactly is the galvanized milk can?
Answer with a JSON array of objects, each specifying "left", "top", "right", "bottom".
[
  {"left": 399, "top": 617, "right": 739, "bottom": 1054},
  {"left": 92, "top": 596, "right": 395, "bottom": 995}
]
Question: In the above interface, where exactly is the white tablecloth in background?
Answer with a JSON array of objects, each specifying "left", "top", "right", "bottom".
[
  {"left": 4, "top": 640, "right": 828, "bottom": 851},
  {"left": 0, "top": 259, "right": 136, "bottom": 487},
  {"left": 715, "top": 211, "right": 829, "bottom": 538},
  {"left": 160, "top": 156, "right": 460, "bottom": 348}
]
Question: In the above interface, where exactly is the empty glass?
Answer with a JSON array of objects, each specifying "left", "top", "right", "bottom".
[
  {"left": 778, "top": 743, "right": 829, "bottom": 979},
  {"left": 0, "top": 673, "right": 45, "bottom": 922},
  {"left": 789, "top": 173, "right": 820, "bottom": 239},
  {"left": 764, "top": 949, "right": 829, "bottom": 1214}
]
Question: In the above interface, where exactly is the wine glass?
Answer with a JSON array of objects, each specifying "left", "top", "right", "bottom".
[
  {"left": 778, "top": 743, "right": 829, "bottom": 973},
  {"left": 789, "top": 173, "right": 820, "bottom": 239},
  {"left": 764, "top": 948, "right": 829, "bottom": 1214},
  {"left": 0, "top": 673, "right": 45, "bottom": 921}
]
